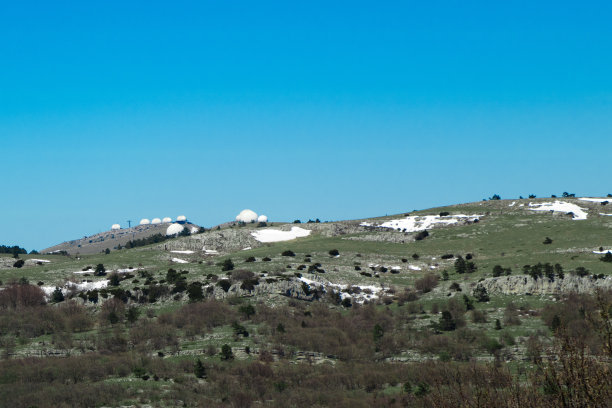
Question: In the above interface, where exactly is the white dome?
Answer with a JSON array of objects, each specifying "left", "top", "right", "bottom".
[
  {"left": 151, "top": 218, "right": 161, "bottom": 225},
  {"left": 111, "top": 224, "right": 121, "bottom": 230},
  {"left": 162, "top": 217, "right": 172, "bottom": 223},
  {"left": 166, "top": 223, "right": 185, "bottom": 236},
  {"left": 257, "top": 215, "right": 268, "bottom": 223},
  {"left": 140, "top": 218, "right": 151, "bottom": 225},
  {"left": 236, "top": 209, "right": 258, "bottom": 223},
  {"left": 177, "top": 215, "right": 187, "bottom": 222}
]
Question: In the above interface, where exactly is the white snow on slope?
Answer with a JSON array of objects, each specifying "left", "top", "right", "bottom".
[
  {"left": 251, "top": 226, "right": 311, "bottom": 243},
  {"left": 298, "top": 276, "right": 384, "bottom": 303},
  {"left": 528, "top": 201, "right": 588, "bottom": 220},
  {"left": 171, "top": 250, "right": 194, "bottom": 254},
  {"left": 409, "top": 265, "right": 422, "bottom": 271},
  {"left": 42, "top": 280, "right": 109, "bottom": 296},
  {"left": 579, "top": 197, "right": 610, "bottom": 203},
  {"left": 361, "top": 214, "right": 482, "bottom": 232},
  {"left": 171, "top": 258, "right": 189, "bottom": 264},
  {"left": 593, "top": 249, "right": 612, "bottom": 254},
  {"left": 509, "top": 202, "right": 516, "bottom": 207},
  {"left": 30, "top": 259, "right": 50, "bottom": 263},
  {"left": 600, "top": 213, "right": 612, "bottom": 217}
]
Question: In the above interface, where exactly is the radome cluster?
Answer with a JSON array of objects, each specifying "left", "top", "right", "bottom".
[{"left": 236, "top": 209, "right": 268, "bottom": 223}]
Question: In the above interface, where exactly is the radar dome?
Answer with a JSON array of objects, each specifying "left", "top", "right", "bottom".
[
  {"left": 177, "top": 215, "right": 187, "bottom": 222},
  {"left": 236, "top": 209, "right": 258, "bottom": 223},
  {"left": 151, "top": 218, "right": 161, "bottom": 225},
  {"left": 111, "top": 224, "right": 121, "bottom": 230},
  {"left": 140, "top": 218, "right": 151, "bottom": 225},
  {"left": 166, "top": 223, "right": 185, "bottom": 236},
  {"left": 162, "top": 217, "right": 172, "bottom": 223},
  {"left": 257, "top": 215, "right": 268, "bottom": 223}
]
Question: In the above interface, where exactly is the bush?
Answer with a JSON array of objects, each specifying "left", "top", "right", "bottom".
[
  {"left": 473, "top": 284, "right": 490, "bottom": 302},
  {"left": 220, "top": 344, "right": 234, "bottom": 360},
  {"left": 489, "top": 194, "right": 501, "bottom": 200},
  {"left": 94, "top": 264, "right": 106, "bottom": 276},
  {"left": 281, "top": 250, "right": 295, "bottom": 257},
  {"left": 600, "top": 252, "right": 612, "bottom": 263},
  {"left": 245, "top": 256, "right": 256, "bottom": 263},
  {"left": 329, "top": 249, "right": 339, "bottom": 256},
  {"left": 414, "top": 274, "right": 438, "bottom": 293},
  {"left": 414, "top": 230, "right": 429, "bottom": 241},
  {"left": 217, "top": 280, "right": 232, "bottom": 292},
  {"left": 12, "top": 259, "right": 25, "bottom": 268},
  {"left": 220, "top": 259, "right": 234, "bottom": 271},
  {"left": 51, "top": 287, "right": 64, "bottom": 303},
  {"left": 187, "top": 283, "right": 203, "bottom": 301},
  {"left": 439, "top": 311, "right": 456, "bottom": 331},
  {"left": 194, "top": 358, "right": 206, "bottom": 378},
  {"left": 543, "top": 237, "right": 553, "bottom": 244},
  {"left": 108, "top": 273, "right": 120, "bottom": 287}
]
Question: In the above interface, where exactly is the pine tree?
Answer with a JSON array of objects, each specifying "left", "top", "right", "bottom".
[{"left": 194, "top": 358, "right": 206, "bottom": 378}]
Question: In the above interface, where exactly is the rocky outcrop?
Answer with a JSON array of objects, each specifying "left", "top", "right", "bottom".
[{"left": 474, "top": 274, "right": 612, "bottom": 296}]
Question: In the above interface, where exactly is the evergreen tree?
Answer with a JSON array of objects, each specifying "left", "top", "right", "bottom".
[
  {"left": 220, "top": 344, "right": 234, "bottom": 360},
  {"left": 473, "top": 284, "right": 490, "bottom": 302},
  {"left": 94, "top": 264, "right": 106, "bottom": 276},
  {"left": 51, "top": 287, "right": 64, "bottom": 303},
  {"left": 454, "top": 257, "right": 466, "bottom": 274},
  {"left": 194, "top": 358, "right": 206, "bottom": 378},
  {"left": 439, "top": 311, "right": 456, "bottom": 331}
]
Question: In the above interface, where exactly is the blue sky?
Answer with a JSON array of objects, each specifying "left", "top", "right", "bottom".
[{"left": 1, "top": 1, "right": 611, "bottom": 251}]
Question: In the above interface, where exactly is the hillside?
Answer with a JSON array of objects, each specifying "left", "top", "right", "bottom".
[{"left": 0, "top": 196, "right": 611, "bottom": 407}]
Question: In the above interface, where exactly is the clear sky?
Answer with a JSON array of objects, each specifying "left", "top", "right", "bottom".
[{"left": 1, "top": 1, "right": 611, "bottom": 251}]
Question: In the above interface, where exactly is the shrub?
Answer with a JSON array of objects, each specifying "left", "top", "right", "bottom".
[
  {"left": 239, "top": 304, "right": 256, "bottom": 319},
  {"left": 341, "top": 298, "right": 352, "bottom": 308},
  {"left": 454, "top": 257, "right": 466, "bottom": 274},
  {"left": 439, "top": 212, "right": 450, "bottom": 216},
  {"left": 473, "top": 284, "right": 489, "bottom": 302},
  {"left": 245, "top": 256, "right": 256, "bottom": 263},
  {"left": 187, "top": 283, "right": 203, "bottom": 302},
  {"left": 471, "top": 309, "right": 487, "bottom": 323},
  {"left": 439, "top": 311, "right": 456, "bottom": 331},
  {"left": 573, "top": 266, "right": 590, "bottom": 277},
  {"left": 220, "top": 344, "right": 234, "bottom": 360},
  {"left": 414, "top": 274, "right": 438, "bottom": 293},
  {"left": 217, "top": 279, "right": 232, "bottom": 292},
  {"left": 543, "top": 237, "right": 553, "bottom": 244},
  {"left": 441, "top": 254, "right": 454, "bottom": 259},
  {"left": 414, "top": 230, "right": 429, "bottom": 241},
  {"left": 166, "top": 268, "right": 180, "bottom": 283},
  {"left": 449, "top": 282, "right": 462, "bottom": 292},
  {"left": 12, "top": 259, "right": 25, "bottom": 268},
  {"left": 489, "top": 194, "right": 501, "bottom": 200},
  {"left": 262, "top": 257, "right": 272, "bottom": 262},
  {"left": 220, "top": 259, "right": 234, "bottom": 271},
  {"left": 329, "top": 249, "right": 339, "bottom": 256},
  {"left": 108, "top": 273, "right": 120, "bottom": 287},
  {"left": 281, "top": 250, "right": 295, "bottom": 257},
  {"left": 412, "top": 253, "right": 419, "bottom": 260},
  {"left": 194, "top": 358, "right": 206, "bottom": 378},
  {"left": 51, "top": 287, "right": 64, "bottom": 303},
  {"left": 94, "top": 264, "right": 106, "bottom": 276},
  {"left": 600, "top": 252, "right": 612, "bottom": 263}
]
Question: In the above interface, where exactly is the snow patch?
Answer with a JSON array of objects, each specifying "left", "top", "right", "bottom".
[
  {"left": 251, "top": 226, "right": 311, "bottom": 243},
  {"left": 509, "top": 202, "right": 516, "bottom": 207},
  {"left": 30, "top": 259, "right": 50, "bottom": 263},
  {"left": 361, "top": 214, "right": 482, "bottom": 232},
  {"left": 527, "top": 201, "right": 588, "bottom": 220},
  {"left": 408, "top": 265, "right": 422, "bottom": 271},
  {"left": 171, "top": 258, "right": 189, "bottom": 264},
  {"left": 171, "top": 250, "right": 194, "bottom": 254},
  {"left": 593, "top": 249, "right": 612, "bottom": 254},
  {"left": 579, "top": 197, "right": 610, "bottom": 203}
]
